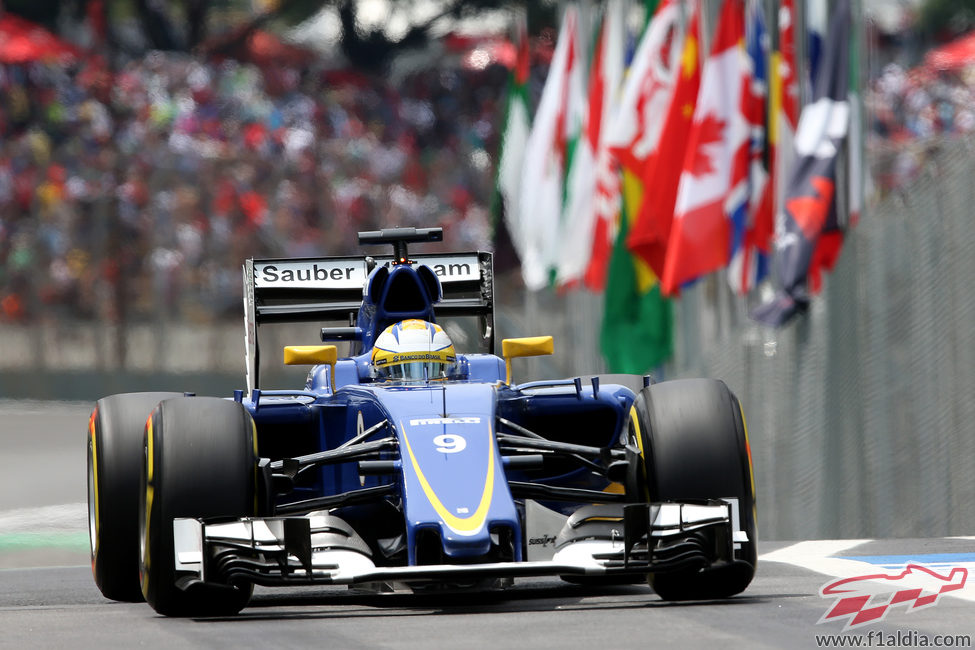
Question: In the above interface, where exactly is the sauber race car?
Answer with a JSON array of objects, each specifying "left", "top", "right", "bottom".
[{"left": 87, "top": 227, "right": 757, "bottom": 616}]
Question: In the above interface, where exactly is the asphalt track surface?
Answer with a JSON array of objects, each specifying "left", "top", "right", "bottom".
[{"left": 2, "top": 402, "right": 974, "bottom": 649}]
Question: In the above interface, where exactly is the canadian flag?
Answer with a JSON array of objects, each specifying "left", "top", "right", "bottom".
[{"left": 660, "top": 0, "right": 749, "bottom": 295}]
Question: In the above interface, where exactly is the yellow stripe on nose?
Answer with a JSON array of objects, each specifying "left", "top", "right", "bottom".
[{"left": 400, "top": 422, "right": 495, "bottom": 535}]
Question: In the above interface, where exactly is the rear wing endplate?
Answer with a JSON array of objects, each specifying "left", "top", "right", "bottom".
[{"left": 243, "top": 252, "right": 494, "bottom": 391}]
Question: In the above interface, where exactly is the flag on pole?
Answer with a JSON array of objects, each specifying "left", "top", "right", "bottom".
[
  {"left": 515, "top": 4, "right": 584, "bottom": 291},
  {"left": 660, "top": 0, "right": 748, "bottom": 295},
  {"left": 752, "top": 0, "right": 851, "bottom": 327},
  {"left": 599, "top": 0, "right": 677, "bottom": 373},
  {"left": 558, "top": 0, "right": 625, "bottom": 289},
  {"left": 805, "top": 0, "right": 854, "bottom": 296},
  {"left": 596, "top": 0, "right": 682, "bottom": 289},
  {"left": 807, "top": 0, "right": 828, "bottom": 88},
  {"left": 771, "top": 0, "right": 800, "bottom": 256},
  {"left": 604, "top": 0, "right": 682, "bottom": 189},
  {"left": 728, "top": 0, "right": 772, "bottom": 295},
  {"left": 627, "top": 1, "right": 702, "bottom": 280},
  {"left": 492, "top": 8, "right": 532, "bottom": 274},
  {"left": 600, "top": 169, "right": 673, "bottom": 373}
]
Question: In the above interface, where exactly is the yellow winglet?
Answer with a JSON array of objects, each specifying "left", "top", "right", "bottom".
[
  {"left": 501, "top": 336, "right": 553, "bottom": 384},
  {"left": 284, "top": 345, "right": 338, "bottom": 391}
]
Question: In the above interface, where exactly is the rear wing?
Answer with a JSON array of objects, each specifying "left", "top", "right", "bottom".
[{"left": 242, "top": 252, "right": 495, "bottom": 391}]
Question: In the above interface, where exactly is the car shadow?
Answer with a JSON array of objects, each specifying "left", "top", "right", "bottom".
[{"left": 194, "top": 579, "right": 769, "bottom": 623}]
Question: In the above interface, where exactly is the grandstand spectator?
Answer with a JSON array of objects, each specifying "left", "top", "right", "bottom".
[
  {"left": 867, "top": 62, "right": 975, "bottom": 193},
  {"left": 0, "top": 48, "right": 506, "bottom": 323}
]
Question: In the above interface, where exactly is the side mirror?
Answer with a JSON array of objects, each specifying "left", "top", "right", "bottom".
[
  {"left": 501, "top": 336, "right": 553, "bottom": 385},
  {"left": 284, "top": 345, "right": 338, "bottom": 392}
]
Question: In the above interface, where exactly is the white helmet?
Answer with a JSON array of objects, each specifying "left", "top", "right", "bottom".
[{"left": 371, "top": 319, "right": 456, "bottom": 382}]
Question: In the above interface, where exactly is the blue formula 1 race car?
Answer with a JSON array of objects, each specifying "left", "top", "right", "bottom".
[{"left": 86, "top": 227, "right": 757, "bottom": 616}]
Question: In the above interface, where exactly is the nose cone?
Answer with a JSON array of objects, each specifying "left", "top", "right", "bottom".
[{"left": 386, "top": 384, "right": 521, "bottom": 563}]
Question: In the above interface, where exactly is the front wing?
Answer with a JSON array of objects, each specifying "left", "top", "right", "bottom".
[{"left": 170, "top": 501, "right": 747, "bottom": 590}]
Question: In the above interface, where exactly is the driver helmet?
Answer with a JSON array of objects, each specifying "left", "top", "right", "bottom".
[{"left": 371, "top": 319, "right": 456, "bottom": 382}]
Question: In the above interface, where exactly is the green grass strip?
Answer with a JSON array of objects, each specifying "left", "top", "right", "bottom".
[{"left": 0, "top": 531, "right": 89, "bottom": 551}]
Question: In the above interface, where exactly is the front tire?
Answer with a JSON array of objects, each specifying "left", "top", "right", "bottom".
[
  {"left": 139, "top": 397, "right": 257, "bottom": 616},
  {"left": 632, "top": 378, "right": 757, "bottom": 600},
  {"left": 88, "top": 392, "right": 182, "bottom": 602}
]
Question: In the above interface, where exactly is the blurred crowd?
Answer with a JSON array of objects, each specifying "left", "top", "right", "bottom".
[
  {"left": 866, "top": 62, "right": 975, "bottom": 193},
  {"left": 0, "top": 49, "right": 504, "bottom": 324},
  {"left": 10, "top": 16, "right": 974, "bottom": 326}
]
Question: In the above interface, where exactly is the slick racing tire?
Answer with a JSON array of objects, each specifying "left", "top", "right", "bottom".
[
  {"left": 88, "top": 392, "right": 182, "bottom": 602},
  {"left": 632, "top": 378, "right": 757, "bottom": 601},
  {"left": 139, "top": 397, "right": 257, "bottom": 617}
]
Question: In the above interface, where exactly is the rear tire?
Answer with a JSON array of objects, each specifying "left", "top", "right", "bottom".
[
  {"left": 88, "top": 392, "right": 182, "bottom": 602},
  {"left": 139, "top": 397, "right": 257, "bottom": 616},
  {"left": 632, "top": 378, "right": 757, "bottom": 600}
]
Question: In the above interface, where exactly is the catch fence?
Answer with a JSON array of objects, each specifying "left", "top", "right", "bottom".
[{"left": 509, "top": 133, "right": 975, "bottom": 541}]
